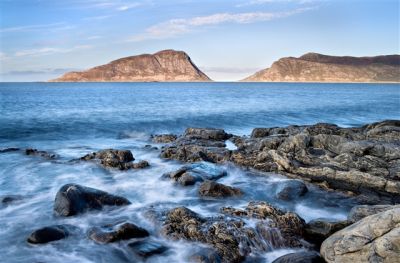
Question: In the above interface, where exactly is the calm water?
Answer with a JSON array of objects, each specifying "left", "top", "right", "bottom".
[{"left": 0, "top": 82, "right": 399, "bottom": 263}]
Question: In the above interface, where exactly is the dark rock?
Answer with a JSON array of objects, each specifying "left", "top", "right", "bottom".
[
  {"left": 88, "top": 222, "right": 149, "bottom": 243},
  {"left": 198, "top": 180, "right": 242, "bottom": 198},
  {"left": 348, "top": 204, "right": 400, "bottom": 222},
  {"left": 80, "top": 149, "right": 149, "bottom": 170},
  {"left": 0, "top": 147, "right": 20, "bottom": 153},
  {"left": 189, "top": 248, "right": 222, "bottom": 263},
  {"left": 162, "top": 162, "right": 227, "bottom": 186},
  {"left": 54, "top": 184, "right": 131, "bottom": 217},
  {"left": 127, "top": 240, "right": 168, "bottom": 258},
  {"left": 1, "top": 195, "right": 24, "bottom": 206},
  {"left": 304, "top": 219, "right": 351, "bottom": 247},
  {"left": 272, "top": 251, "right": 324, "bottom": 263},
  {"left": 275, "top": 180, "right": 308, "bottom": 201},
  {"left": 27, "top": 225, "right": 69, "bottom": 244},
  {"left": 151, "top": 134, "right": 177, "bottom": 143},
  {"left": 25, "top": 148, "right": 57, "bottom": 159},
  {"left": 184, "top": 128, "right": 230, "bottom": 140}
]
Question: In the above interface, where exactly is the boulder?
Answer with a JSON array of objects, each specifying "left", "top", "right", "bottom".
[
  {"left": 80, "top": 149, "right": 149, "bottom": 170},
  {"left": 348, "top": 204, "right": 400, "bottom": 222},
  {"left": 27, "top": 225, "right": 69, "bottom": 244},
  {"left": 321, "top": 207, "right": 400, "bottom": 263},
  {"left": 272, "top": 251, "right": 324, "bottom": 263},
  {"left": 305, "top": 219, "right": 351, "bottom": 246},
  {"left": 88, "top": 222, "right": 149, "bottom": 243},
  {"left": 151, "top": 134, "right": 177, "bottom": 143},
  {"left": 198, "top": 180, "right": 242, "bottom": 198},
  {"left": 1, "top": 195, "right": 24, "bottom": 206},
  {"left": 184, "top": 128, "right": 230, "bottom": 140},
  {"left": 54, "top": 184, "right": 131, "bottom": 216},
  {"left": 275, "top": 180, "right": 308, "bottom": 201},
  {"left": 25, "top": 148, "right": 57, "bottom": 159}
]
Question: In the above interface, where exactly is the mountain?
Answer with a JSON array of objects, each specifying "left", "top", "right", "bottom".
[
  {"left": 243, "top": 53, "right": 400, "bottom": 82},
  {"left": 50, "top": 50, "right": 211, "bottom": 82}
]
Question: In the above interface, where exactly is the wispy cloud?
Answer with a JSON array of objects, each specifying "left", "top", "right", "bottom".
[
  {"left": 15, "top": 45, "right": 93, "bottom": 57},
  {"left": 237, "top": 0, "right": 324, "bottom": 7},
  {"left": 128, "top": 7, "right": 315, "bottom": 42},
  {"left": 116, "top": 2, "right": 142, "bottom": 11},
  {"left": 83, "top": 15, "right": 112, "bottom": 21},
  {"left": 0, "top": 68, "right": 81, "bottom": 76},
  {"left": 0, "top": 22, "right": 71, "bottom": 33},
  {"left": 72, "top": 0, "right": 144, "bottom": 11}
]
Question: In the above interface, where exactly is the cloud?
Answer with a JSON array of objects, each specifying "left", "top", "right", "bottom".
[
  {"left": 83, "top": 15, "right": 112, "bottom": 21},
  {"left": 0, "top": 22, "right": 70, "bottom": 33},
  {"left": 71, "top": 0, "right": 144, "bottom": 11},
  {"left": 128, "top": 7, "right": 315, "bottom": 42},
  {"left": 237, "top": 0, "right": 322, "bottom": 7},
  {"left": 14, "top": 45, "right": 93, "bottom": 57},
  {"left": 116, "top": 2, "right": 142, "bottom": 11},
  {"left": 0, "top": 68, "right": 81, "bottom": 76}
]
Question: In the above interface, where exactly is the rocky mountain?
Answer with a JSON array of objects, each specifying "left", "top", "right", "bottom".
[
  {"left": 50, "top": 50, "right": 211, "bottom": 82},
  {"left": 243, "top": 53, "right": 400, "bottom": 82}
]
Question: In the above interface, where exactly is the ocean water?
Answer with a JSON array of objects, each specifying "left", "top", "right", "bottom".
[{"left": 0, "top": 82, "right": 399, "bottom": 263}]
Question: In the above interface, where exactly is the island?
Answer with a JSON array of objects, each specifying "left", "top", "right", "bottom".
[
  {"left": 243, "top": 53, "right": 400, "bottom": 83},
  {"left": 50, "top": 49, "right": 211, "bottom": 82}
]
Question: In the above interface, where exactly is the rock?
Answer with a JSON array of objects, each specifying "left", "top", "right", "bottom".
[
  {"left": 272, "top": 251, "right": 324, "bottom": 263},
  {"left": 189, "top": 248, "right": 222, "bottom": 263},
  {"left": 27, "top": 225, "right": 69, "bottom": 244},
  {"left": 25, "top": 148, "right": 57, "bottom": 159},
  {"left": 162, "top": 162, "right": 227, "bottom": 186},
  {"left": 1, "top": 195, "right": 24, "bottom": 206},
  {"left": 305, "top": 219, "right": 351, "bottom": 247},
  {"left": 80, "top": 149, "right": 149, "bottom": 170},
  {"left": 162, "top": 204, "right": 306, "bottom": 263},
  {"left": 184, "top": 128, "right": 231, "bottom": 140},
  {"left": 348, "top": 204, "right": 400, "bottom": 222},
  {"left": 127, "top": 240, "right": 168, "bottom": 258},
  {"left": 151, "top": 134, "right": 177, "bottom": 143},
  {"left": 275, "top": 180, "right": 308, "bottom": 201},
  {"left": 198, "top": 180, "right": 242, "bottom": 198},
  {"left": 0, "top": 147, "right": 20, "bottom": 153},
  {"left": 321, "top": 207, "right": 400, "bottom": 263},
  {"left": 88, "top": 222, "right": 149, "bottom": 243},
  {"left": 54, "top": 184, "right": 131, "bottom": 216}
]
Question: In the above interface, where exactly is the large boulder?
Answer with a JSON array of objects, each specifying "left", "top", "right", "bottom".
[
  {"left": 184, "top": 128, "right": 231, "bottom": 140},
  {"left": 198, "top": 180, "right": 242, "bottom": 198},
  {"left": 127, "top": 240, "right": 169, "bottom": 258},
  {"left": 275, "top": 180, "right": 308, "bottom": 201},
  {"left": 27, "top": 225, "right": 69, "bottom": 244},
  {"left": 321, "top": 207, "right": 400, "bottom": 263},
  {"left": 54, "top": 184, "right": 131, "bottom": 216},
  {"left": 304, "top": 218, "right": 351, "bottom": 247},
  {"left": 88, "top": 222, "right": 149, "bottom": 243},
  {"left": 272, "top": 251, "right": 324, "bottom": 263},
  {"left": 80, "top": 149, "right": 149, "bottom": 170}
]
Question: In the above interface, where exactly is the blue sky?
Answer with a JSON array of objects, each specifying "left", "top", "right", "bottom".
[{"left": 0, "top": 0, "right": 399, "bottom": 81}]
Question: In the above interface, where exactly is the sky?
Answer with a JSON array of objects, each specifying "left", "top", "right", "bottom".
[{"left": 0, "top": 0, "right": 399, "bottom": 81}]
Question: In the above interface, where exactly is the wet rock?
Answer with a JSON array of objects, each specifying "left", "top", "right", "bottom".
[
  {"left": 162, "top": 162, "right": 227, "bottom": 186},
  {"left": 27, "top": 225, "right": 69, "bottom": 244},
  {"left": 198, "top": 180, "right": 242, "bottom": 198},
  {"left": 321, "top": 207, "right": 400, "bottom": 263},
  {"left": 189, "top": 248, "right": 222, "bottom": 263},
  {"left": 54, "top": 184, "right": 131, "bottom": 216},
  {"left": 151, "top": 134, "right": 177, "bottom": 143},
  {"left": 0, "top": 147, "right": 20, "bottom": 153},
  {"left": 88, "top": 222, "right": 149, "bottom": 243},
  {"left": 127, "top": 240, "right": 168, "bottom": 258},
  {"left": 80, "top": 149, "right": 149, "bottom": 170},
  {"left": 1, "top": 195, "right": 24, "bottom": 206},
  {"left": 162, "top": 203, "right": 307, "bottom": 263},
  {"left": 348, "top": 204, "right": 400, "bottom": 222},
  {"left": 184, "top": 128, "right": 231, "bottom": 140},
  {"left": 272, "top": 251, "right": 324, "bottom": 263},
  {"left": 25, "top": 148, "right": 57, "bottom": 159},
  {"left": 304, "top": 219, "right": 351, "bottom": 247},
  {"left": 275, "top": 180, "right": 308, "bottom": 201}
]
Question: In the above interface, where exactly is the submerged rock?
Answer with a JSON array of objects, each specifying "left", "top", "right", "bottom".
[
  {"left": 127, "top": 240, "right": 169, "bottom": 258},
  {"left": 0, "top": 147, "right": 20, "bottom": 153},
  {"left": 198, "top": 180, "right": 242, "bottom": 198},
  {"left": 321, "top": 207, "right": 400, "bottom": 263},
  {"left": 27, "top": 225, "right": 69, "bottom": 244},
  {"left": 25, "top": 148, "right": 57, "bottom": 159},
  {"left": 162, "top": 162, "right": 227, "bottom": 186},
  {"left": 1, "top": 195, "right": 24, "bottom": 206},
  {"left": 80, "top": 149, "right": 149, "bottom": 170},
  {"left": 88, "top": 222, "right": 149, "bottom": 243},
  {"left": 275, "top": 180, "right": 308, "bottom": 201},
  {"left": 272, "top": 251, "right": 324, "bottom": 263},
  {"left": 54, "top": 184, "right": 131, "bottom": 216}
]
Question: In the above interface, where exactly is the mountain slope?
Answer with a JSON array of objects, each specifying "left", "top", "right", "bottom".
[
  {"left": 50, "top": 50, "right": 211, "bottom": 82},
  {"left": 243, "top": 53, "right": 400, "bottom": 82}
]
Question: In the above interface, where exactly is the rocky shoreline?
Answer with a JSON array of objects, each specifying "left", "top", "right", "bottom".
[{"left": 1, "top": 120, "right": 399, "bottom": 262}]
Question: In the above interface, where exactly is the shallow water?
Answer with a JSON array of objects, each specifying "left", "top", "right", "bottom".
[{"left": 0, "top": 82, "right": 399, "bottom": 262}]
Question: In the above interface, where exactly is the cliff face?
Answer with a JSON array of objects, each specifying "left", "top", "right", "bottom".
[
  {"left": 243, "top": 53, "right": 400, "bottom": 82},
  {"left": 50, "top": 50, "right": 211, "bottom": 82}
]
